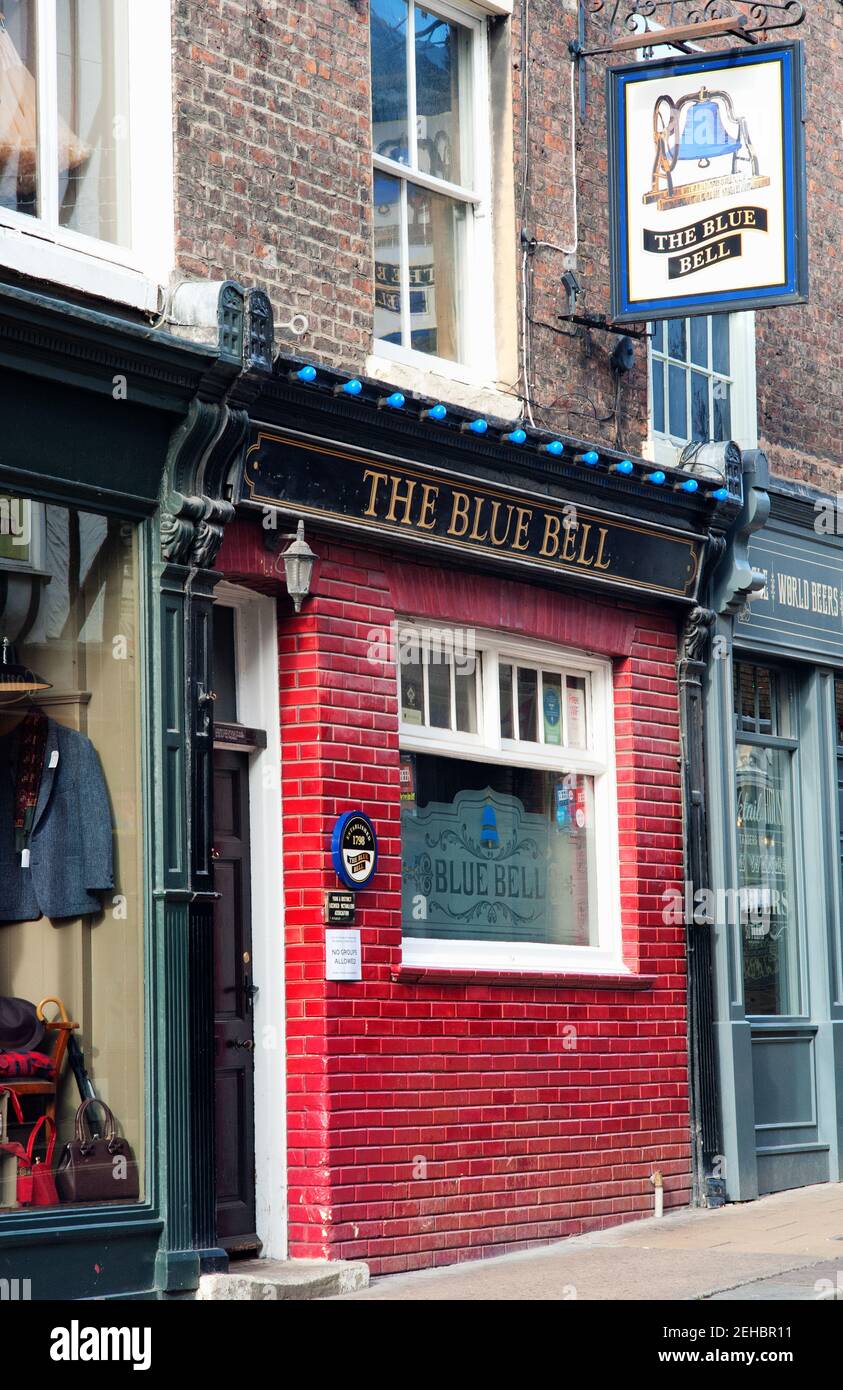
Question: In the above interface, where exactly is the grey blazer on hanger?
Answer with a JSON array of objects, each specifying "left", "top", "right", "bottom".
[{"left": 0, "top": 717, "right": 114, "bottom": 922}]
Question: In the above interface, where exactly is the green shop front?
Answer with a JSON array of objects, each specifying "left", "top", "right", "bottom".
[
  {"left": 0, "top": 281, "right": 272, "bottom": 1299},
  {"left": 703, "top": 463, "right": 843, "bottom": 1200}
]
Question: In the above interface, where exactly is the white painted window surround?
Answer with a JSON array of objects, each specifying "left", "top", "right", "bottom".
[
  {"left": 371, "top": 0, "right": 498, "bottom": 390},
  {"left": 398, "top": 623, "right": 627, "bottom": 976},
  {"left": 0, "top": 0, "right": 173, "bottom": 313},
  {"left": 647, "top": 311, "right": 758, "bottom": 466}
]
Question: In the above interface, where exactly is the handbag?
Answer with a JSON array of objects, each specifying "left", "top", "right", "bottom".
[
  {"left": 55, "top": 1099, "right": 139, "bottom": 1205},
  {"left": 0, "top": 1107, "right": 58, "bottom": 1207}
]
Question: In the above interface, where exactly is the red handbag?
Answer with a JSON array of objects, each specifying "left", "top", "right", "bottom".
[{"left": 0, "top": 1112, "right": 58, "bottom": 1207}]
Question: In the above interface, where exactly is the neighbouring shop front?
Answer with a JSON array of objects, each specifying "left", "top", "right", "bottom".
[
  {"left": 212, "top": 355, "right": 738, "bottom": 1273},
  {"left": 0, "top": 279, "right": 273, "bottom": 1299},
  {"left": 704, "top": 470, "right": 843, "bottom": 1200}
]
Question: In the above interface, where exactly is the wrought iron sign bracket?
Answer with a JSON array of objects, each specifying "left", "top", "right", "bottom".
[{"left": 572, "top": 2, "right": 806, "bottom": 105}]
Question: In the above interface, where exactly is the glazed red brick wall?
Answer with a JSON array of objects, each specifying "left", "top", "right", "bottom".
[{"left": 219, "top": 518, "right": 690, "bottom": 1273}]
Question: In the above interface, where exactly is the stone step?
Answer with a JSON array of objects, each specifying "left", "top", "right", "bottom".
[{"left": 197, "top": 1258, "right": 369, "bottom": 1301}]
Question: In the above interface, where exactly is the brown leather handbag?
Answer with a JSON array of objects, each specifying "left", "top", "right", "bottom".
[{"left": 55, "top": 1099, "right": 139, "bottom": 1205}]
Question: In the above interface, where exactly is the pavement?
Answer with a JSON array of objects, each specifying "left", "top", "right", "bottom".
[{"left": 330, "top": 1182, "right": 843, "bottom": 1301}]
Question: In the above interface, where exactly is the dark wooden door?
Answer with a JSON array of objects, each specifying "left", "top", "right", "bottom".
[{"left": 213, "top": 749, "right": 258, "bottom": 1253}]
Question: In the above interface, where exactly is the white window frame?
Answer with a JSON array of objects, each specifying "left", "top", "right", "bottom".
[
  {"left": 370, "top": 0, "right": 496, "bottom": 383},
  {"left": 647, "top": 311, "right": 757, "bottom": 466},
  {"left": 398, "top": 623, "right": 626, "bottom": 976},
  {"left": 0, "top": 0, "right": 173, "bottom": 312}
]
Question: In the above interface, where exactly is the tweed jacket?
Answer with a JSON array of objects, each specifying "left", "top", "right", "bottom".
[{"left": 0, "top": 717, "right": 113, "bottom": 922}]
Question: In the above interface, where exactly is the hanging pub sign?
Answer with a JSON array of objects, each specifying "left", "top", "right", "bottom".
[{"left": 607, "top": 42, "right": 807, "bottom": 322}]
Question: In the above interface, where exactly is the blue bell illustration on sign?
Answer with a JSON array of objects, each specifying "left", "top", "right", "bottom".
[
  {"left": 480, "top": 804, "right": 499, "bottom": 848},
  {"left": 645, "top": 87, "right": 769, "bottom": 211}
]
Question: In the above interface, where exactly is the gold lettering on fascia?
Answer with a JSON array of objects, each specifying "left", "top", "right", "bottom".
[{"left": 365, "top": 467, "right": 615, "bottom": 573}]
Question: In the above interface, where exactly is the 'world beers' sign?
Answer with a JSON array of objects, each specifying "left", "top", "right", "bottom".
[{"left": 608, "top": 43, "right": 808, "bottom": 321}]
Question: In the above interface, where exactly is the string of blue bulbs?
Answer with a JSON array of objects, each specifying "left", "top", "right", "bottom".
[{"left": 290, "top": 364, "right": 729, "bottom": 503}]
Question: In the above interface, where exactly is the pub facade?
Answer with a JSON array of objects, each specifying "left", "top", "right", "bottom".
[{"left": 211, "top": 355, "right": 738, "bottom": 1272}]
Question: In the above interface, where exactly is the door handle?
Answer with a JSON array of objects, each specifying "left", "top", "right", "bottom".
[{"left": 228, "top": 1038, "right": 255, "bottom": 1051}]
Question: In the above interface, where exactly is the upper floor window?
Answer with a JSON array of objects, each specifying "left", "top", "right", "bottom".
[
  {"left": 370, "top": 0, "right": 494, "bottom": 378},
  {"left": 0, "top": 1, "right": 173, "bottom": 311},
  {"left": 648, "top": 311, "right": 757, "bottom": 464}
]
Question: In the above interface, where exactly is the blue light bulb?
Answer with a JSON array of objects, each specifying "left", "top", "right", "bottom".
[
  {"left": 542, "top": 440, "right": 564, "bottom": 456},
  {"left": 383, "top": 391, "right": 405, "bottom": 409},
  {"left": 615, "top": 459, "right": 634, "bottom": 475},
  {"left": 505, "top": 428, "right": 527, "bottom": 445},
  {"left": 469, "top": 418, "right": 487, "bottom": 434},
  {"left": 712, "top": 487, "right": 729, "bottom": 502},
  {"left": 341, "top": 378, "right": 362, "bottom": 396},
  {"left": 577, "top": 450, "right": 599, "bottom": 467},
  {"left": 428, "top": 403, "right": 447, "bottom": 421},
  {"left": 295, "top": 364, "right": 317, "bottom": 383},
  {"left": 646, "top": 470, "right": 666, "bottom": 486},
  {"left": 679, "top": 478, "right": 699, "bottom": 493}
]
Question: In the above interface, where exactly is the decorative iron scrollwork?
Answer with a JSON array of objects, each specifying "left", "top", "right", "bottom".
[{"left": 584, "top": 1, "right": 804, "bottom": 40}]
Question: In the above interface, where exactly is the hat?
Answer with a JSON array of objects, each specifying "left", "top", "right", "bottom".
[{"left": 0, "top": 997, "right": 44, "bottom": 1053}]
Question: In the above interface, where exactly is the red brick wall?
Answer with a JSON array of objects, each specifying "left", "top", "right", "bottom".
[{"left": 219, "top": 518, "right": 690, "bottom": 1273}]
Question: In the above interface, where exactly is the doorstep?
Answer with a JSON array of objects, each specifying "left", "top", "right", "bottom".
[{"left": 196, "top": 1258, "right": 370, "bottom": 1301}]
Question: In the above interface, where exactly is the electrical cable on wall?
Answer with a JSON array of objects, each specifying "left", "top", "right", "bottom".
[{"left": 518, "top": 7, "right": 580, "bottom": 431}]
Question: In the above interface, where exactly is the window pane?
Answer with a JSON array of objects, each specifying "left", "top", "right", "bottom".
[
  {"left": 0, "top": 2, "right": 39, "bottom": 218},
  {"left": 373, "top": 173, "right": 404, "bottom": 346},
  {"left": 713, "top": 379, "right": 731, "bottom": 442},
  {"left": 566, "top": 676, "right": 588, "bottom": 749},
  {"left": 756, "top": 667, "right": 773, "bottom": 733},
  {"left": 454, "top": 655, "right": 477, "bottom": 734},
  {"left": 651, "top": 358, "right": 665, "bottom": 435},
  {"left": 691, "top": 370, "right": 710, "bottom": 443},
  {"left": 541, "top": 672, "right": 562, "bottom": 745},
  {"left": 668, "top": 363, "right": 687, "bottom": 439},
  {"left": 517, "top": 667, "right": 538, "bottom": 742},
  {"left": 400, "top": 656, "right": 424, "bottom": 724},
  {"left": 1, "top": 500, "right": 146, "bottom": 1208},
  {"left": 690, "top": 316, "right": 708, "bottom": 367},
  {"left": 650, "top": 320, "right": 664, "bottom": 355},
  {"left": 427, "top": 656, "right": 452, "bottom": 729},
  {"left": 414, "top": 6, "right": 470, "bottom": 186},
  {"left": 0, "top": 493, "right": 32, "bottom": 563},
  {"left": 499, "top": 662, "right": 514, "bottom": 739},
  {"left": 402, "top": 755, "right": 599, "bottom": 946},
  {"left": 212, "top": 605, "right": 237, "bottom": 723},
  {"left": 57, "top": 0, "right": 132, "bottom": 246},
  {"left": 406, "top": 183, "right": 463, "bottom": 361},
  {"left": 736, "top": 744, "right": 800, "bottom": 1016},
  {"left": 371, "top": 0, "right": 409, "bottom": 164},
  {"left": 712, "top": 314, "right": 730, "bottom": 375},
  {"left": 668, "top": 318, "right": 686, "bottom": 361}
]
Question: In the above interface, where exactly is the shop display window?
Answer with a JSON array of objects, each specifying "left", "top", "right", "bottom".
[
  {"left": 733, "top": 661, "right": 802, "bottom": 1017},
  {"left": 0, "top": 495, "right": 144, "bottom": 1211}
]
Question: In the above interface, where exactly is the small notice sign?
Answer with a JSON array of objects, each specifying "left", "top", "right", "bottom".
[
  {"left": 324, "top": 891, "right": 356, "bottom": 925},
  {"left": 325, "top": 929, "right": 362, "bottom": 982}
]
